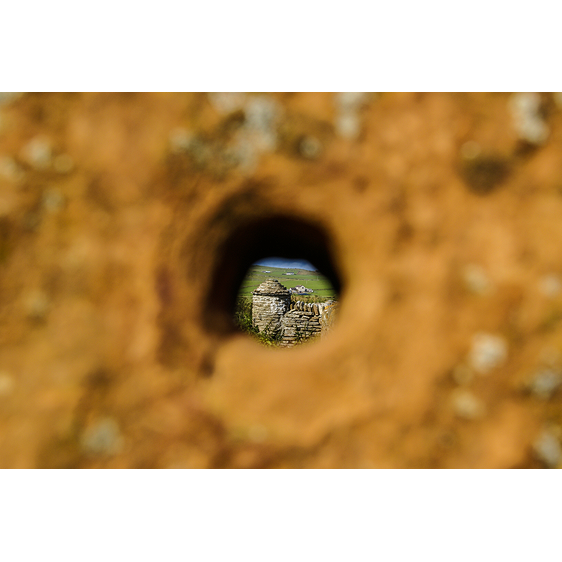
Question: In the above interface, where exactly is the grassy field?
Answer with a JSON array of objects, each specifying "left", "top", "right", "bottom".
[{"left": 237, "top": 265, "right": 337, "bottom": 300}]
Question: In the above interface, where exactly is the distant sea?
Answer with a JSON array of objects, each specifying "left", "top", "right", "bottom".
[{"left": 253, "top": 257, "right": 317, "bottom": 271}]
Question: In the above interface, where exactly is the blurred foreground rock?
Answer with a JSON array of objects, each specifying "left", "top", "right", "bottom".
[{"left": 1, "top": 92, "right": 562, "bottom": 468}]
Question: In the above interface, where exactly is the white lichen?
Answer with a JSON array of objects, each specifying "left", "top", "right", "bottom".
[
  {"left": 533, "top": 428, "right": 562, "bottom": 468},
  {"left": 168, "top": 127, "right": 194, "bottom": 154},
  {"left": 451, "top": 389, "right": 485, "bottom": 420},
  {"left": 336, "top": 112, "right": 361, "bottom": 140},
  {"left": 462, "top": 264, "right": 492, "bottom": 295},
  {"left": 334, "top": 92, "right": 372, "bottom": 140},
  {"left": 22, "top": 136, "right": 52, "bottom": 170},
  {"left": 335, "top": 92, "right": 371, "bottom": 112},
  {"left": 80, "top": 417, "right": 124, "bottom": 457},
  {"left": 528, "top": 369, "right": 562, "bottom": 400},
  {"left": 509, "top": 93, "right": 549, "bottom": 145},
  {"left": 242, "top": 95, "right": 280, "bottom": 152},
  {"left": 208, "top": 92, "right": 247, "bottom": 115},
  {"left": 468, "top": 333, "right": 508, "bottom": 375},
  {"left": 225, "top": 95, "right": 283, "bottom": 173}
]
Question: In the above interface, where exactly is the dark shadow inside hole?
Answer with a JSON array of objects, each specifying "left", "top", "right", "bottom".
[{"left": 204, "top": 215, "right": 342, "bottom": 336}]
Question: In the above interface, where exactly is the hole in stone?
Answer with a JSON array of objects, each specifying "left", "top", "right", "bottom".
[{"left": 204, "top": 214, "right": 342, "bottom": 346}]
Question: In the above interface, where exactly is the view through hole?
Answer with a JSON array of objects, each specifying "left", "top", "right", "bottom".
[{"left": 234, "top": 256, "right": 339, "bottom": 347}]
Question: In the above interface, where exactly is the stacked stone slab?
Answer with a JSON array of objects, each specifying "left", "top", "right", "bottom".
[
  {"left": 252, "top": 279, "right": 291, "bottom": 335},
  {"left": 252, "top": 279, "right": 337, "bottom": 346},
  {"left": 281, "top": 301, "right": 322, "bottom": 346},
  {"left": 281, "top": 300, "right": 338, "bottom": 346}
]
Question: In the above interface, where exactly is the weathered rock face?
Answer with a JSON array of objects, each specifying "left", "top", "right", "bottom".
[
  {"left": 281, "top": 309, "right": 320, "bottom": 346},
  {"left": 280, "top": 300, "right": 333, "bottom": 346},
  {"left": 251, "top": 279, "right": 334, "bottom": 345},
  {"left": 1, "top": 92, "right": 562, "bottom": 468},
  {"left": 252, "top": 279, "right": 291, "bottom": 334}
]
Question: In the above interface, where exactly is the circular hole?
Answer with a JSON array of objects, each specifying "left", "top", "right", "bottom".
[{"left": 203, "top": 214, "right": 343, "bottom": 340}]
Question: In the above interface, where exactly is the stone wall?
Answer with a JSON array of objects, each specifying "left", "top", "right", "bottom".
[
  {"left": 252, "top": 293, "right": 291, "bottom": 335},
  {"left": 280, "top": 300, "right": 336, "bottom": 346},
  {"left": 251, "top": 278, "right": 291, "bottom": 335},
  {"left": 249, "top": 286, "right": 337, "bottom": 346},
  {"left": 251, "top": 278, "right": 337, "bottom": 346}
]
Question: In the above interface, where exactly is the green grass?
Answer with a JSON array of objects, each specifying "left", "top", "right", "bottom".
[
  {"left": 233, "top": 296, "right": 283, "bottom": 346},
  {"left": 237, "top": 265, "right": 337, "bottom": 300}
]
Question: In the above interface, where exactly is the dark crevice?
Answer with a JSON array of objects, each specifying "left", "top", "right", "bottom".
[{"left": 203, "top": 214, "right": 342, "bottom": 335}]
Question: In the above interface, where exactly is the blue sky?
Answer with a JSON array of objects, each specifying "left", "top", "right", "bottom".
[{"left": 253, "top": 257, "right": 317, "bottom": 271}]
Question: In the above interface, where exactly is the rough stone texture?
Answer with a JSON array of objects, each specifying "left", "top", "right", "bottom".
[
  {"left": 280, "top": 300, "right": 331, "bottom": 346},
  {"left": 251, "top": 279, "right": 334, "bottom": 346},
  {"left": 1, "top": 92, "right": 562, "bottom": 467},
  {"left": 252, "top": 279, "right": 291, "bottom": 335}
]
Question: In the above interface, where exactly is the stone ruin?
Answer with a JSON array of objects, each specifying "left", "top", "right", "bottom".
[
  {"left": 252, "top": 279, "right": 336, "bottom": 346},
  {"left": 251, "top": 279, "right": 291, "bottom": 335}
]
